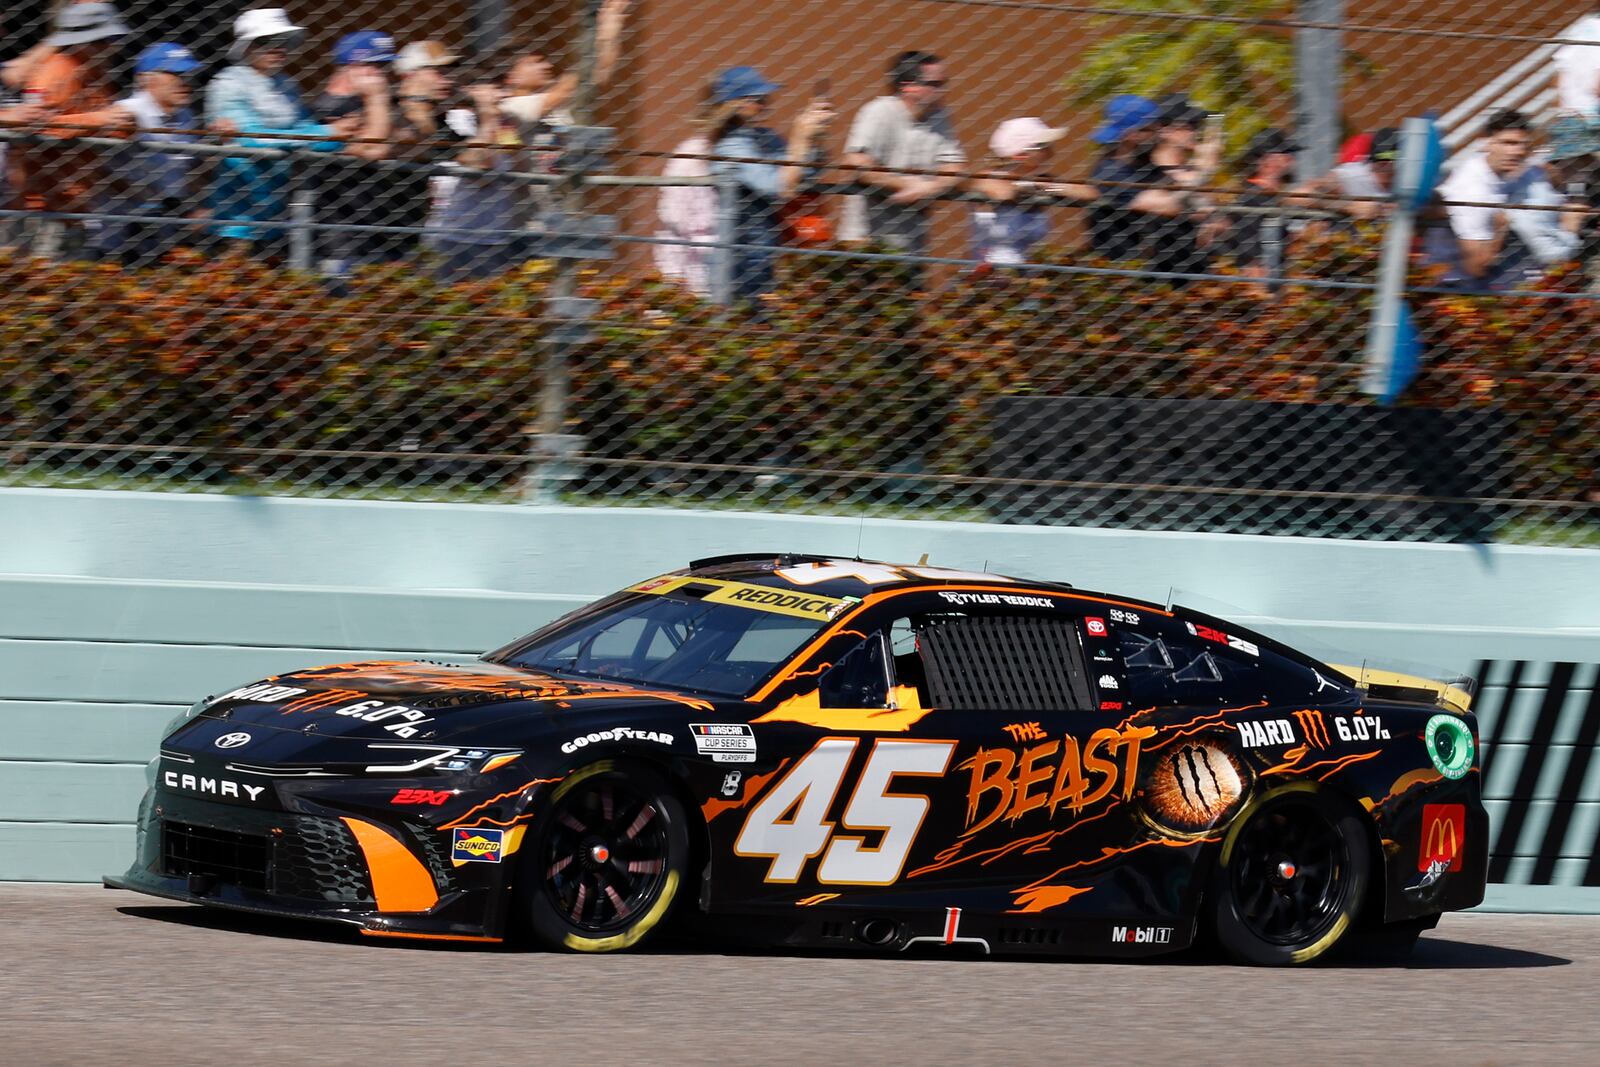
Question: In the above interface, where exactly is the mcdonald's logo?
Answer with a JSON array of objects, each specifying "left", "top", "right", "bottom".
[
  {"left": 1420, "top": 803, "right": 1464, "bottom": 872},
  {"left": 1293, "top": 709, "right": 1330, "bottom": 750}
]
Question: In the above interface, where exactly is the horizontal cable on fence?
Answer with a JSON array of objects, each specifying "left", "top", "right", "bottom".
[
  {"left": 908, "top": 0, "right": 1600, "bottom": 47},
  {"left": 5, "top": 124, "right": 1596, "bottom": 222},
  {"left": 7, "top": 437, "right": 1590, "bottom": 513}
]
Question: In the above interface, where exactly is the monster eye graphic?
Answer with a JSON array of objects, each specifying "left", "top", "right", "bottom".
[{"left": 1142, "top": 741, "right": 1248, "bottom": 837}]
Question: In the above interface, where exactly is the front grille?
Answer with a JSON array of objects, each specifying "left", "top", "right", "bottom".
[
  {"left": 159, "top": 816, "right": 374, "bottom": 904},
  {"left": 271, "top": 816, "right": 374, "bottom": 904},
  {"left": 162, "top": 821, "right": 270, "bottom": 890}
]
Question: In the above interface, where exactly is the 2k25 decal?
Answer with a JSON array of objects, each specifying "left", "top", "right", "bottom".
[{"left": 734, "top": 738, "right": 955, "bottom": 884}]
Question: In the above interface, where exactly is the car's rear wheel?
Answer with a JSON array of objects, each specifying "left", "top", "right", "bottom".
[
  {"left": 1211, "top": 784, "right": 1369, "bottom": 966},
  {"left": 520, "top": 761, "right": 689, "bottom": 953}
]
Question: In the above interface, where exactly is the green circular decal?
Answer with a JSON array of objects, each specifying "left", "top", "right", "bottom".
[{"left": 1425, "top": 714, "right": 1475, "bottom": 780}]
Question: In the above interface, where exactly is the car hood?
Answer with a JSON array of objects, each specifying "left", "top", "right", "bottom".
[{"left": 184, "top": 658, "right": 718, "bottom": 743}]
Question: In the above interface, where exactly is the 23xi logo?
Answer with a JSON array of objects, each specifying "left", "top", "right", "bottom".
[{"left": 214, "top": 732, "right": 252, "bottom": 749}]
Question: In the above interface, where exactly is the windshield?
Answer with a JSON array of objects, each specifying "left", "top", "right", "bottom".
[{"left": 494, "top": 593, "right": 828, "bottom": 698}]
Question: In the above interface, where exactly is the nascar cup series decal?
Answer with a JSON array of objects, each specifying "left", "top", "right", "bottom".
[
  {"left": 1424, "top": 715, "right": 1475, "bottom": 780},
  {"left": 691, "top": 723, "right": 756, "bottom": 763},
  {"left": 453, "top": 826, "right": 505, "bottom": 863}
]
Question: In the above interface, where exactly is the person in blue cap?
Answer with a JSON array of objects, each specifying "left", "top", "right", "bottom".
[
  {"left": 1086, "top": 93, "right": 1210, "bottom": 279},
  {"left": 99, "top": 43, "right": 205, "bottom": 262},
  {"left": 707, "top": 64, "right": 834, "bottom": 300}
]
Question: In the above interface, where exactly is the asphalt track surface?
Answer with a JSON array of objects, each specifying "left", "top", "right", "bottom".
[{"left": 3, "top": 885, "right": 1596, "bottom": 1066}]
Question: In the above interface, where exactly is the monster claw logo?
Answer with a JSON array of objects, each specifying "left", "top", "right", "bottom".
[
  {"left": 1292, "top": 709, "right": 1331, "bottom": 750},
  {"left": 1143, "top": 741, "right": 1247, "bottom": 835},
  {"left": 1420, "top": 803, "right": 1464, "bottom": 872}
]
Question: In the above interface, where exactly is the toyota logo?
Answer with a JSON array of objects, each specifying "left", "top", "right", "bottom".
[{"left": 214, "top": 732, "right": 253, "bottom": 750}]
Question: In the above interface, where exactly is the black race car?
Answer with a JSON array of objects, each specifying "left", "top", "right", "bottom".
[{"left": 107, "top": 554, "right": 1487, "bottom": 965}]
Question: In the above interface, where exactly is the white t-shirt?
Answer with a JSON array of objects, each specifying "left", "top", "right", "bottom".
[
  {"left": 1555, "top": 14, "right": 1600, "bottom": 118},
  {"left": 840, "top": 96, "right": 965, "bottom": 252},
  {"left": 1439, "top": 154, "right": 1578, "bottom": 280}
]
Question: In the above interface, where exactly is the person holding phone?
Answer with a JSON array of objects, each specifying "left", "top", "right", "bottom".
[
  {"left": 707, "top": 65, "right": 833, "bottom": 300},
  {"left": 1151, "top": 94, "right": 1222, "bottom": 189}
]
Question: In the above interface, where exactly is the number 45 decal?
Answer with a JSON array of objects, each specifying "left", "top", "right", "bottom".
[{"left": 733, "top": 738, "right": 955, "bottom": 885}]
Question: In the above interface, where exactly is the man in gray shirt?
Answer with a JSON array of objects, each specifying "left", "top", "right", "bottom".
[{"left": 840, "top": 50, "right": 966, "bottom": 255}]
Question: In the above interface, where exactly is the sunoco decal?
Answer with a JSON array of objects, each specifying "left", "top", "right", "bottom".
[
  {"left": 452, "top": 826, "right": 505, "bottom": 863},
  {"left": 690, "top": 723, "right": 757, "bottom": 763},
  {"left": 1425, "top": 715, "right": 1474, "bottom": 780}
]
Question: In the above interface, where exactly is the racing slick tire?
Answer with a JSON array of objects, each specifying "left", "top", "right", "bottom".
[
  {"left": 1209, "top": 783, "right": 1370, "bottom": 967},
  {"left": 519, "top": 760, "right": 690, "bottom": 953}
]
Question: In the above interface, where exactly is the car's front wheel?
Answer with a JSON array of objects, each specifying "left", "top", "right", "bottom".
[
  {"left": 520, "top": 760, "right": 689, "bottom": 952},
  {"left": 1210, "top": 784, "right": 1369, "bottom": 966}
]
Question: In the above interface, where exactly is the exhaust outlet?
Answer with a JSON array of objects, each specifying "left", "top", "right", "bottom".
[{"left": 856, "top": 918, "right": 900, "bottom": 947}]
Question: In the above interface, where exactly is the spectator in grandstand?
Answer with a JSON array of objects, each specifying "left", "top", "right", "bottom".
[
  {"left": 389, "top": 41, "right": 466, "bottom": 258},
  {"left": 1086, "top": 94, "right": 1212, "bottom": 279},
  {"left": 498, "top": 0, "right": 629, "bottom": 139},
  {"left": 309, "top": 32, "right": 397, "bottom": 266},
  {"left": 969, "top": 116, "right": 1095, "bottom": 266},
  {"left": 1542, "top": 114, "right": 1600, "bottom": 289},
  {"left": 707, "top": 65, "right": 833, "bottom": 300},
  {"left": 207, "top": 8, "right": 344, "bottom": 255},
  {"left": 431, "top": 0, "right": 630, "bottom": 281},
  {"left": 1151, "top": 94, "right": 1222, "bottom": 189},
  {"left": 307, "top": 71, "right": 395, "bottom": 274},
  {"left": 1434, "top": 109, "right": 1579, "bottom": 290},
  {"left": 839, "top": 49, "right": 966, "bottom": 257},
  {"left": 1554, "top": 5, "right": 1600, "bottom": 120},
  {"left": 432, "top": 80, "right": 520, "bottom": 280},
  {"left": 10, "top": 3, "right": 133, "bottom": 256},
  {"left": 1219, "top": 128, "right": 1342, "bottom": 276},
  {"left": 97, "top": 42, "right": 205, "bottom": 264},
  {"left": 1331, "top": 125, "right": 1399, "bottom": 220},
  {"left": 655, "top": 87, "right": 718, "bottom": 297},
  {"left": 0, "top": 20, "right": 55, "bottom": 230}
]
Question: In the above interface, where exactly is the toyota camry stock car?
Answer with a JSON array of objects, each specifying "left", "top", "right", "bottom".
[{"left": 106, "top": 554, "right": 1486, "bottom": 965}]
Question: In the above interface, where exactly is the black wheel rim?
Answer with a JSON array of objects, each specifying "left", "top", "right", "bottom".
[
  {"left": 1230, "top": 799, "right": 1348, "bottom": 947},
  {"left": 541, "top": 775, "right": 671, "bottom": 934}
]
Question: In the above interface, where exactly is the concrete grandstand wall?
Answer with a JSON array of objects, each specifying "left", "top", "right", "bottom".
[{"left": 3, "top": 487, "right": 1598, "bottom": 912}]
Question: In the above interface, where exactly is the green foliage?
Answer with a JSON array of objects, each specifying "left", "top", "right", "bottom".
[{"left": 1065, "top": 0, "right": 1375, "bottom": 160}]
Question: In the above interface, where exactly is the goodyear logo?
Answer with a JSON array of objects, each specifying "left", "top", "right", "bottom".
[{"left": 452, "top": 826, "right": 505, "bottom": 863}]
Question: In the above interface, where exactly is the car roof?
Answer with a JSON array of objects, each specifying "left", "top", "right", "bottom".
[{"left": 681, "top": 552, "right": 1168, "bottom": 611}]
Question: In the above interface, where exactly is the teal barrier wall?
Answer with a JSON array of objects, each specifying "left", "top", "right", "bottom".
[{"left": 4, "top": 488, "right": 1598, "bottom": 914}]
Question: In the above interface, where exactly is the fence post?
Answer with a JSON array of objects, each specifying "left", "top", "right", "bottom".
[
  {"left": 1262, "top": 211, "right": 1285, "bottom": 287},
  {"left": 525, "top": 0, "right": 601, "bottom": 504},
  {"left": 1295, "top": 0, "right": 1344, "bottom": 180},
  {"left": 711, "top": 170, "right": 738, "bottom": 307},
  {"left": 288, "top": 164, "right": 313, "bottom": 272}
]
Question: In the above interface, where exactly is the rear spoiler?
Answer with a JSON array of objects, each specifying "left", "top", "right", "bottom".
[{"left": 1328, "top": 664, "right": 1474, "bottom": 715}]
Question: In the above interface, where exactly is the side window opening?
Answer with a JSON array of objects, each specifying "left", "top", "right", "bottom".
[
  {"left": 819, "top": 633, "right": 891, "bottom": 709},
  {"left": 916, "top": 614, "right": 1094, "bottom": 712}
]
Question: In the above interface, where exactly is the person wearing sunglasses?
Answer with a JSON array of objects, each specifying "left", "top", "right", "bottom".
[{"left": 839, "top": 49, "right": 966, "bottom": 262}]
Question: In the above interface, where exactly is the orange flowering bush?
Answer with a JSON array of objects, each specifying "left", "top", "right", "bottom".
[{"left": 0, "top": 237, "right": 1595, "bottom": 504}]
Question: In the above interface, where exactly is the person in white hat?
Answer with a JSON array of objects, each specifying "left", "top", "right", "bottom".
[
  {"left": 205, "top": 8, "right": 346, "bottom": 252},
  {"left": 8, "top": 2, "right": 133, "bottom": 253},
  {"left": 969, "top": 117, "right": 1095, "bottom": 267}
]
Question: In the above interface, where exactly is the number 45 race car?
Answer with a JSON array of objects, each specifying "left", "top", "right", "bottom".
[{"left": 107, "top": 554, "right": 1487, "bottom": 965}]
